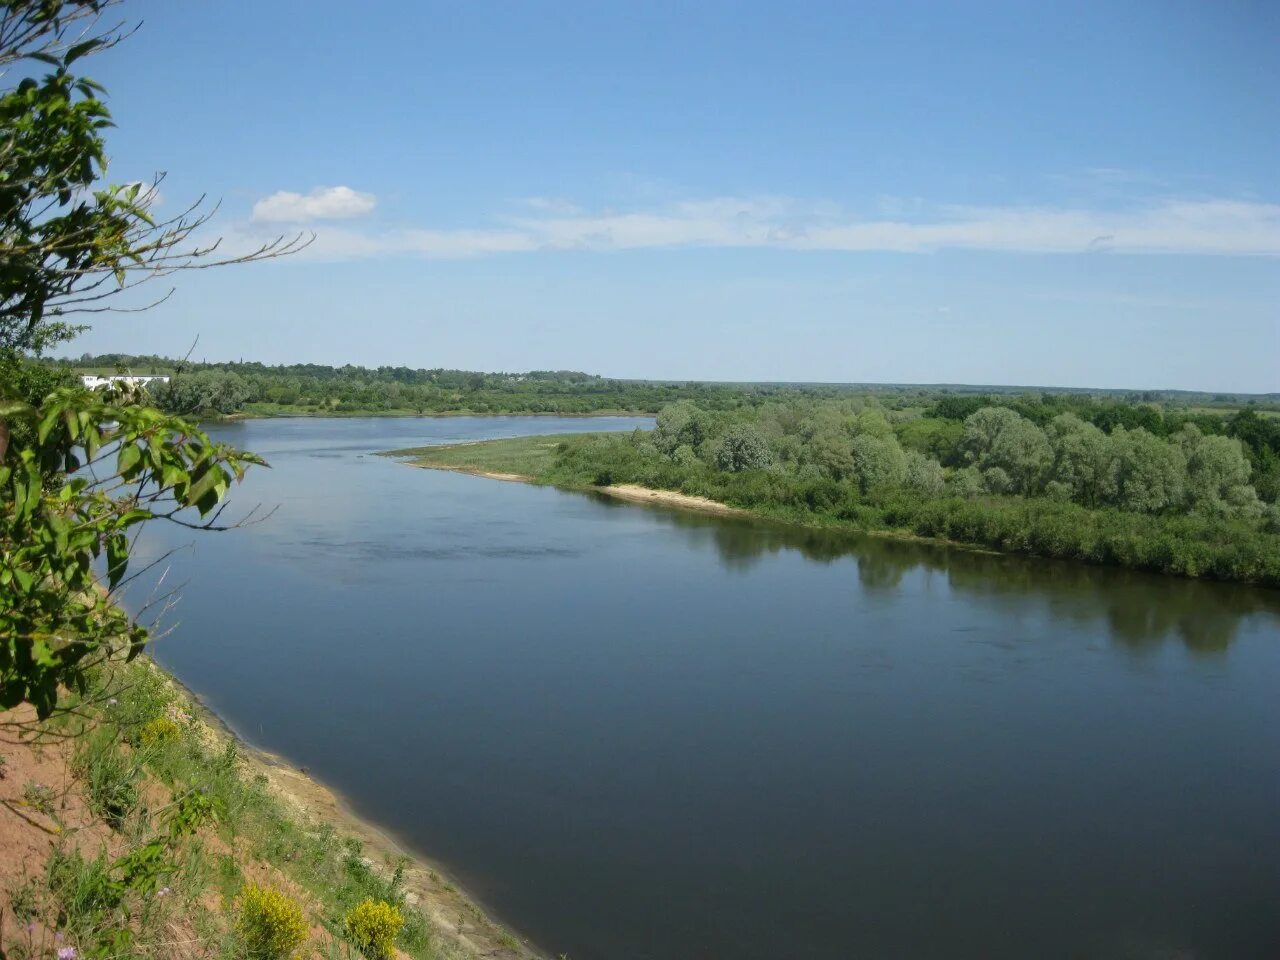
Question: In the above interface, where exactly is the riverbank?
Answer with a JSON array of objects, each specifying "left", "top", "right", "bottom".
[
  {"left": 0, "top": 659, "right": 542, "bottom": 960},
  {"left": 418, "top": 461, "right": 748, "bottom": 518},
  {"left": 385, "top": 435, "right": 1280, "bottom": 586}
]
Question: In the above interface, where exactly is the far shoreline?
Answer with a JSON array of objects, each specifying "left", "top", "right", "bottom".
[
  {"left": 396, "top": 458, "right": 1004, "bottom": 553},
  {"left": 385, "top": 438, "right": 1278, "bottom": 585}
]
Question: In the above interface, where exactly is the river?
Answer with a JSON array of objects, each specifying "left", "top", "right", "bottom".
[{"left": 136, "top": 416, "right": 1280, "bottom": 960}]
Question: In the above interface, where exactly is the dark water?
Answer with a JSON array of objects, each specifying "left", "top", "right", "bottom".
[{"left": 135, "top": 417, "right": 1280, "bottom": 960}]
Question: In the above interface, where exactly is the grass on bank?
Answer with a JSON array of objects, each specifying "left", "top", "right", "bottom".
[
  {"left": 387, "top": 434, "right": 1280, "bottom": 587},
  {"left": 0, "top": 660, "right": 534, "bottom": 960},
  {"left": 382, "top": 436, "right": 580, "bottom": 478}
]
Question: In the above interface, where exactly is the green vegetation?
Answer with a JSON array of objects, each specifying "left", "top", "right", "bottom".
[
  {"left": 236, "top": 884, "right": 309, "bottom": 960},
  {"left": 53, "top": 356, "right": 757, "bottom": 418},
  {"left": 2, "top": 0, "right": 282, "bottom": 722},
  {"left": 2, "top": 660, "right": 502, "bottom": 959},
  {"left": 1, "top": 8, "right": 523, "bottom": 958},
  {"left": 45, "top": 353, "right": 1280, "bottom": 423},
  {"left": 345, "top": 899, "right": 405, "bottom": 960},
  {"left": 392, "top": 394, "right": 1280, "bottom": 586},
  {"left": 385, "top": 434, "right": 578, "bottom": 477},
  {"left": 0, "top": 382, "right": 263, "bottom": 719}
]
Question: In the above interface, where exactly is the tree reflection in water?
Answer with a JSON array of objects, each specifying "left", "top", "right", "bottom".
[{"left": 587, "top": 490, "right": 1280, "bottom": 655}]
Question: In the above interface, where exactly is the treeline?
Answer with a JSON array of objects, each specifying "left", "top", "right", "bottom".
[
  {"left": 48, "top": 356, "right": 1280, "bottom": 431},
  {"left": 922, "top": 392, "right": 1280, "bottom": 502},
  {"left": 533, "top": 397, "right": 1280, "bottom": 585},
  {"left": 51, "top": 354, "right": 795, "bottom": 416}
]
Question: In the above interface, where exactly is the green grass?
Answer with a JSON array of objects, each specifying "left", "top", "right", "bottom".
[
  {"left": 383, "top": 434, "right": 594, "bottom": 479},
  {"left": 4, "top": 662, "right": 500, "bottom": 960}
]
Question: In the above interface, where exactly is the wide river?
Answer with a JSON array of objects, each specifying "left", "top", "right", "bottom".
[{"left": 139, "top": 417, "right": 1280, "bottom": 960}]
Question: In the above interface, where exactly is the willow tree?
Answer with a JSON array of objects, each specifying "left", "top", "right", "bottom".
[{"left": 1, "top": 0, "right": 305, "bottom": 718}]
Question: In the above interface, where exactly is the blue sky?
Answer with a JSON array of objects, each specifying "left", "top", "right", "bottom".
[{"left": 66, "top": 0, "right": 1279, "bottom": 391}]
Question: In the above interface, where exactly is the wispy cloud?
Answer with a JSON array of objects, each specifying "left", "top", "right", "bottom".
[
  {"left": 251, "top": 186, "right": 377, "bottom": 223},
  {"left": 237, "top": 191, "right": 1280, "bottom": 259}
]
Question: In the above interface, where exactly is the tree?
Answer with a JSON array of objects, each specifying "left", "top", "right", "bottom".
[
  {"left": 671, "top": 443, "right": 699, "bottom": 467},
  {"left": 961, "top": 406, "right": 1051, "bottom": 494},
  {"left": 848, "top": 433, "right": 906, "bottom": 492},
  {"left": 807, "top": 428, "right": 854, "bottom": 480},
  {"left": 1, "top": 2, "right": 300, "bottom": 717},
  {"left": 948, "top": 465, "right": 985, "bottom": 498},
  {"left": 902, "top": 449, "right": 944, "bottom": 496},
  {"left": 653, "top": 401, "right": 708, "bottom": 455},
  {"left": 1101, "top": 427, "right": 1185, "bottom": 514},
  {"left": 849, "top": 409, "right": 894, "bottom": 440},
  {"left": 714, "top": 424, "right": 772, "bottom": 472},
  {"left": 1046, "top": 413, "right": 1109, "bottom": 506},
  {"left": 2, "top": 385, "right": 263, "bottom": 717},
  {"left": 153, "top": 370, "right": 251, "bottom": 417},
  {"left": 1178, "top": 426, "right": 1257, "bottom": 516},
  {"left": 0, "top": 2, "right": 305, "bottom": 355},
  {"left": 982, "top": 466, "right": 1012, "bottom": 494}
]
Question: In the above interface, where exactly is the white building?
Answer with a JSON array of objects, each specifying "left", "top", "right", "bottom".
[{"left": 80, "top": 374, "right": 170, "bottom": 390}]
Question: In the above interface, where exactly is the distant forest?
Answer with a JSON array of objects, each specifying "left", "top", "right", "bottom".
[{"left": 46, "top": 353, "right": 1280, "bottom": 417}]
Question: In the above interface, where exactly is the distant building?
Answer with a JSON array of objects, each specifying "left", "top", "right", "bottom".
[{"left": 80, "top": 374, "right": 170, "bottom": 390}]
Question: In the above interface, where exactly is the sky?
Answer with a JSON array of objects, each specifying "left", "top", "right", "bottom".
[{"left": 61, "top": 0, "right": 1280, "bottom": 392}]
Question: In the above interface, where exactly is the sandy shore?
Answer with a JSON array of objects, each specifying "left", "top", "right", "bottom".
[
  {"left": 413, "top": 464, "right": 748, "bottom": 517},
  {"left": 592, "top": 482, "right": 747, "bottom": 516}
]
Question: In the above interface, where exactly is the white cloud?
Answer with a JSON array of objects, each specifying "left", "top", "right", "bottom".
[
  {"left": 251, "top": 186, "right": 376, "bottom": 223},
  {"left": 236, "top": 193, "right": 1280, "bottom": 260},
  {"left": 520, "top": 196, "right": 583, "bottom": 216}
]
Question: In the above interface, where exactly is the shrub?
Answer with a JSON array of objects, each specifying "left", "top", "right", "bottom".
[
  {"left": 982, "top": 466, "right": 1012, "bottom": 494},
  {"left": 138, "top": 716, "right": 181, "bottom": 747},
  {"left": 903, "top": 450, "right": 945, "bottom": 496},
  {"left": 714, "top": 424, "right": 773, "bottom": 473},
  {"left": 345, "top": 898, "right": 405, "bottom": 959},
  {"left": 236, "top": 884, "right": 308, "bottom": 960},
  {"left": 948, "top": 466, "right": 984, "bottom": 498},
  {"left": 671, "top": 444, "right": 699, "bottom": 467},
  {"left": 849, "top": 433, "right": 906, "bottom": 492}
]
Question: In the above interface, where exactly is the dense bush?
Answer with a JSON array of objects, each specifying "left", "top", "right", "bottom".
[
  {"left": 236, "top": 884, "right": 308, "bottom": 960},
  {"left": 715, "top": 424, "right": 773, "bottom": 472},
  {"left": 152, "top": 370, "right": 252, "bottom": 416},
  {"left": 346, "top": 898, "right": 405, "bottom": 959}
]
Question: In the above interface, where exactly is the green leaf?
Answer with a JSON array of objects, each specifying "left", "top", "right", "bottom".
[
  {"left": 118, "top": 508, "right": 153, "bottom": 527},
  {"left": 65, "top": 39, "right": 103, "bottom": 65},
  {"left": 184, "top": 465, "right": 224, "bottom": 509},
  {"left": 106, "top": 532, "right": 128, "bottom": 590},
  {"left": 116, "top": 441, "right": 142, "bottom": 477}
]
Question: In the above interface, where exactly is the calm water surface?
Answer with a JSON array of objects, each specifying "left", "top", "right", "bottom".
[{"left": 138, "top": 417, "right": 1280, "bottom": 960}]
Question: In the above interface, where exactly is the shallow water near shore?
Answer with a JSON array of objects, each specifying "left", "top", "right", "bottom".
[{"left": 135, "top": 417, "right": 1280, "bottom": 960}]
